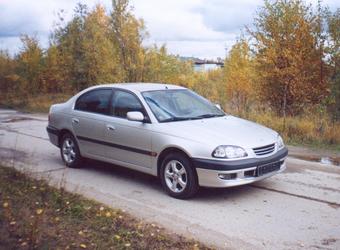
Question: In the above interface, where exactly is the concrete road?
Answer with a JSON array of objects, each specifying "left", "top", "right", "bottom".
[{"left": 0, "top": 109, "right": 339, "bottom": 250}]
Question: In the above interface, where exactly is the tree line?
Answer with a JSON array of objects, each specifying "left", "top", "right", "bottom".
[{"left": 0, "top": 0, "right": 339, "bottom": 121}]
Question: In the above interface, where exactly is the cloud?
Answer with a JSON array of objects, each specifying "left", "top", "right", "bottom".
[
  {"left": 131, "top": 0, "right": 227, "bottom": 42},
  {"left": 0, "top": 0, "right": 339, "bottom": 58},
  {"left": 1, "top": 0, "right": 59, "bottom": 37},
  {"left": 145, "top": 39, "right": 236, "bottom": 59},
  {"left": 0, "top": 0, "right": 109, "bottom": 53},
  {"left": 195, "top": 0, "right": 260, "bottom": 33},
  {"left": 131, "top": 0, "right": 256, "bottom": 58}
]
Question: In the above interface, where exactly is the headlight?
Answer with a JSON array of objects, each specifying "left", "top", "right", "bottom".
[
  {"left": 212, "top": 145, "right": 248, "bottom": 159},
  {"left": 277, "top": 135, "right": 284, "bottom": 149}
]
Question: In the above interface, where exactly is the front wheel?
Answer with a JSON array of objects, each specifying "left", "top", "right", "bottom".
[
  {"left": 60, "top": 133, "right": 82, "bottom": 168},
  {"left": 160, "top": 153, "right": 199, "bottom": 199}
]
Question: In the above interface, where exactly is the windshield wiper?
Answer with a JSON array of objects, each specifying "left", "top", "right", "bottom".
[
  {"left": 191, "top": 113, "right": 225, "bottom": 119},
  {"left": 161, "top": 114, "right": 225, "bottom": 122},
  {"left": 160, "top": 117, "right": 191, "bottom": 122}
]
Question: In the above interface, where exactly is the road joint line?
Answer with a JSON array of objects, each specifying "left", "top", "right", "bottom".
[{"left": 250, "top": 184, "right": 340, "bottom": 208}]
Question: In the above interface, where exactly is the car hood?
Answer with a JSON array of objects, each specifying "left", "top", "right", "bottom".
[{"left": 159, "top": 115, "right": 278, "bottom": 148}]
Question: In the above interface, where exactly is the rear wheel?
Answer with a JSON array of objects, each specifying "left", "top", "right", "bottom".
[
  {"left": 160, "top": 152, "right": 199, "bottom": 199},
  {"left": 60, "top": 133, "right": 82, "bottom": 168}
]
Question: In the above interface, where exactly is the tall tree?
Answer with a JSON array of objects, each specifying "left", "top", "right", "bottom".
[
  {"left": 52, "top": 3, "right": 89, "bottom": 90},
  {"left": 16, "top": 35, "right": 44, "bottom": 96},
  {"left": 51, "top": 3, "right": 126, "bottom": 91},
  {"left": 110, "top": 0, "right": 147, "bottom": 82},
  {"left": 249, "top": 0, "right": 329, "bottom": 116},
  {"left": 83, "top": 4, "right": 124, "bottom": 84},
  {"left": 327, "top": 9, "right": 340, "bottom": 121},
  {"left": 0, "top": 50, "right": 19, "bottom": 99},
  {"left": 223, "top": 40, "right": 255, "bottom": 114},
  {"left": 42, "top": 45, "right": 68, "bottom": 93}
]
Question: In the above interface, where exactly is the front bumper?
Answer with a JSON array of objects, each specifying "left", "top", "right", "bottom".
[{"left": 193, "top": 147, "right": 288, "bottom": 188}]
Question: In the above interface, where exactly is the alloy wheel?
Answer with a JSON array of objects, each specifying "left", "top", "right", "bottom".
[
  {"left": 164, "top": 160, "right": 188, "bottom": 193},
  {"left": 62, "top": 138, "right": 76, "bottom": 164}
]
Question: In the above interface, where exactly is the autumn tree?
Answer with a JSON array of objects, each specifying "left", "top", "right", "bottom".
[
  {"left": 16, "top": 35, "right": 44, "bottom": 97},
  {"left": 142, "top": 45, "right": 194, "bottom": 84},
  {"left": 0, "top": 50, "right": 19, "bottom": 99},
  {"left": 83, "top": 4, "right": 124, "bottom": 84},
  {"left": 110, "top": 0, "right": 147, "bottom": 82},
  {"left": 223, "top": 40, "right": 255, "bottom": 114},
  {"left": 42, "top": 45, "right": 68, "bottom": 93},
  {"left": 327, "top": 9, "right": 340, "bottom": 121},
  {"left": 51, "top": 3, "right": 89, "bottom": 91},
  {"left": 50, "top": 3, "right": 127, "bottom": 91},
  {"left": 249, "top": 0, "right": 329, "bottom": 116}
]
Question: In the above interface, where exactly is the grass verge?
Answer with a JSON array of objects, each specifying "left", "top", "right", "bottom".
[
  {"left": 0, "top": 165, "right": 209, "bottom": 250},
  {"left": 250, "top": 112, "right": 340, "bottom": 151},
  {"left": 0, "top": 94, "right": 71, "bottom": 113},
  {"left": 229, "top": 110, "right": 340, "bottom": 152}
]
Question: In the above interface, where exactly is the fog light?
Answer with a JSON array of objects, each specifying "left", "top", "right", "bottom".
[{"left": 218, "top": 173, "right": 237, "bottom": 180}]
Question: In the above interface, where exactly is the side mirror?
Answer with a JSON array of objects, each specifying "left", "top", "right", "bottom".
[
  {"left": 215, "top": 104, "right": 222, "bottom": 110},
  {"left": 127, "top": 111, "right": 145, "bottom": 122}
]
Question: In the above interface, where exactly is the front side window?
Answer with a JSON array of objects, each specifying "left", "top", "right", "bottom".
[
  {"left": 75, "top": 89, "right": 112, "bottom": 114},
  {"left": 142, "top": 89, "right": 225, "bottom": 122},
  {"left": 111, "top": 90, "right": 144, "bottom": 118}
]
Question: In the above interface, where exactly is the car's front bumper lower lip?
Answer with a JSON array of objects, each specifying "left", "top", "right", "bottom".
[{"left": 192, "top": 147, "right": 288, "bottom": 188}]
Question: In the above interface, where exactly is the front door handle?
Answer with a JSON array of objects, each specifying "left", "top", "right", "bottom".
[
  {"left": 72, "top": 118, "right": 79, "bottom": 124},
  {"left": 106, "top": 124, "right": 115, "bottom": 131}
]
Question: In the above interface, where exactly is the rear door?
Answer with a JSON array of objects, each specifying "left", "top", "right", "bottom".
[
  {"left": 101, "top": 89, "right": 154, "bottom": 169},
  {"left": 71, "top": 88, "right": 112, "bottom": 158}
]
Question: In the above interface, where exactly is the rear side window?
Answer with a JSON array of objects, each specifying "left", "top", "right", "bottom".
[
  {"left": 111, "top": 90, "right": 144, "bottom": 118},
  {"left": 75, "top": 89, "right": 112, "bottom": 114}
]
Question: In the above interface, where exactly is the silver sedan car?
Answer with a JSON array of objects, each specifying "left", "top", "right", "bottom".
[{"left": 47, "top": 83, "right": 288, "bottom": 199}]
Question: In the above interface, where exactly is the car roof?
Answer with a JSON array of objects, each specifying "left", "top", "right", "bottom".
[{"left": 95, "top": 83, "right": 186, "bottom": 92}]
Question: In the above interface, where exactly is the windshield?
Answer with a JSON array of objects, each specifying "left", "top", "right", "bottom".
[{"left": 142, "top": 89, "right": 225, "bottom": 122}]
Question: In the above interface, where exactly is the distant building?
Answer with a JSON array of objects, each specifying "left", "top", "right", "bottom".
[
  {"left": 179, "top": 56, "right": 224, "bottom": 72},
  {"left": 193, "top": 63, "right": 222, "bottom": 72}
]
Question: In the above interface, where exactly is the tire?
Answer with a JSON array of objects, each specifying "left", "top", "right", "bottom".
[
  {"left": 60, "top": 133, "right": 82, "bottom": 168},
  {"left": 160, "top": 152, "right": 199, "bottom": 199}
]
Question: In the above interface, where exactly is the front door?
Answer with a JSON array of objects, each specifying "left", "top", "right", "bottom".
[{"left": 101, "top": 89, "right": 153, "bottom": 169}]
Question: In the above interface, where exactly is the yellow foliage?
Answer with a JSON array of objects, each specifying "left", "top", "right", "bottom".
[
  {"left": 36, "top": 208, "right": 44, "bottom": 215},
  {"left": 223, "top": 40, "right": 256, "bottom": 114},
  {"left": 241, "top": 109, "right": 340, "bottom": 145}
]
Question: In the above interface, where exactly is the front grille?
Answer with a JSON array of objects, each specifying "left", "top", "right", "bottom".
[{"left": 253, "top": 143, "right": 275, "bottom": 156}]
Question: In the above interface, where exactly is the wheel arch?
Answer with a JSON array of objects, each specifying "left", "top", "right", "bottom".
[
  {"left": 58, "top": 129, "right": 76, "bottom": 147},
  {"left": 157, "top": 146, "right": 192, "bottom": 177}
]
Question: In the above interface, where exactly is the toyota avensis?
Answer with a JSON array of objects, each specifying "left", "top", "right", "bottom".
[{"left": 47, "top": 83, "right": 288, "bottom": 199}]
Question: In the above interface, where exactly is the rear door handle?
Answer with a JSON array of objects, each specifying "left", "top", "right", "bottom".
[
  {"left": 106, "top": 124, "right": 115, "bottom": 131},
  {"left": 72, "top": 118, "right": 79, "bottom": 124}
]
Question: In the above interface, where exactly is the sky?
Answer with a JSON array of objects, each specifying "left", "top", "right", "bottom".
[{"left": 0, "top": 0, "right": 338, "bottom": 59}]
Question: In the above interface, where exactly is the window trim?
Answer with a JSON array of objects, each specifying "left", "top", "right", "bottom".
[
  {"left": 74, "top": 87, "right": 114, "bottom": 116},
  {"left": 73, "top": 87, "right": 152, "bottom": 123},
  {"left": 110, "top": 88, "right": 151, "bottom": 123}
]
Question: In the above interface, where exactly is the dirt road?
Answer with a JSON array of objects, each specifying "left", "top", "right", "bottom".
[{"left": 0, "top": 109, "right": 339, "bottom": 249}]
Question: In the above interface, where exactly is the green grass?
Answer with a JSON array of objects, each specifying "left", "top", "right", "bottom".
[{"left": 0, "top": 165, "right": 209, "bottom": 249}]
